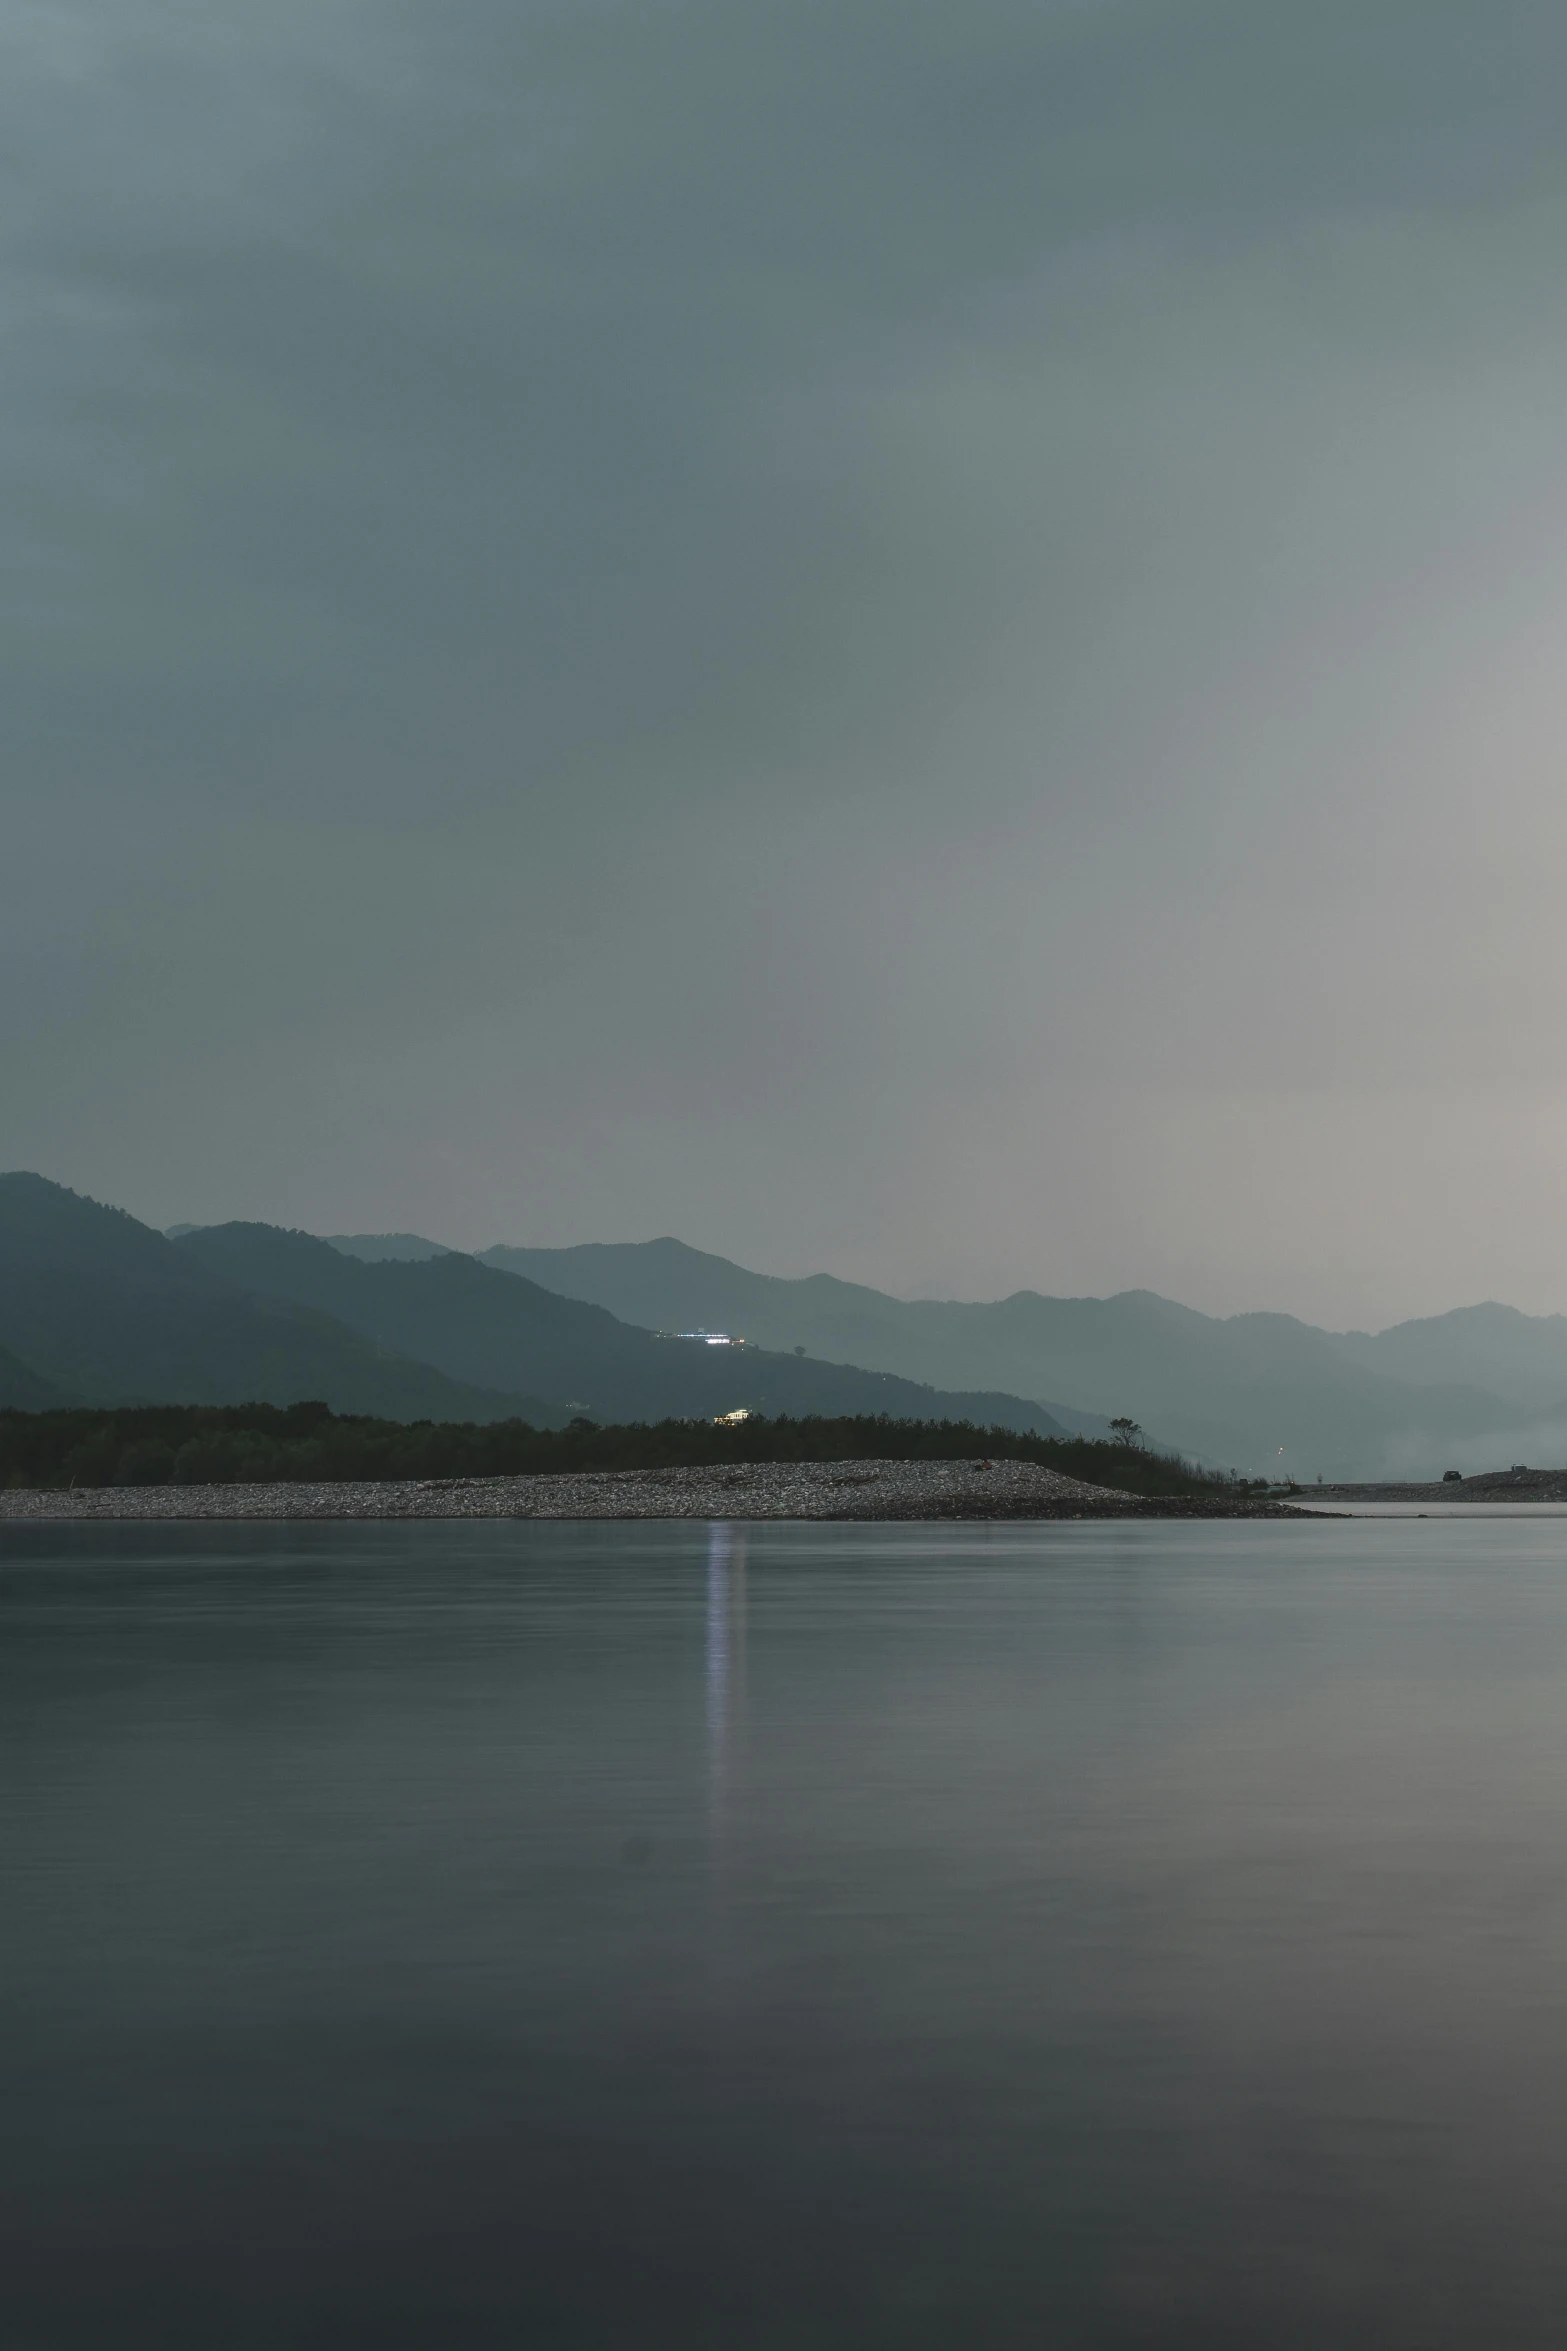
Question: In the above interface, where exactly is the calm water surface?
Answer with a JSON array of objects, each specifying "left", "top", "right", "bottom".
[{"left": 5, "top": 1515, "right": 1567, "bottom": 2347}]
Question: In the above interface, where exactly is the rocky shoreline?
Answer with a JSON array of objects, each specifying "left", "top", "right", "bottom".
[{"left": 1, "top": 1457, "right": 1317, "bottom": 1524}]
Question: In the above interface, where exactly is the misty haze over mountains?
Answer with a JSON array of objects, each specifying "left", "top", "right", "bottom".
[
  {"left": 307, "top": 1223, "right": 1567, "bottom": 1479},
  {"left": 11, "top": 1172, "right": 1567, "bottom": 1479},
  {"left": 468, "top": 1237, "right": 1567, "bottom": 1481}
]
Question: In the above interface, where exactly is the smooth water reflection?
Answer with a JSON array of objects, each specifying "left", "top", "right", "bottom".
[
  {"left": 706, "top": 1520, "right": 747, "bottom": 1814},
  {"left": 6, "top": 1513, "right": 1567, "bottom": 2347}
]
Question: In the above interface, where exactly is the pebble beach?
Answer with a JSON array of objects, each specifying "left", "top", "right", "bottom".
[{"left": 1, "top": 1456, "right": 1310, "bottom": 1522}]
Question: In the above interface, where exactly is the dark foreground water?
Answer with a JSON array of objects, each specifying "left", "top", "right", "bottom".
[{"left": 6, "top": 1517, "right": 1567, "bottom": 2348}]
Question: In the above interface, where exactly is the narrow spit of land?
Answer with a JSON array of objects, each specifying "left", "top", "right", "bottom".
[
  {"left": 1314, "top": 1468, "right": 1567, "bottom": 1504},
  {"left": 1, "top": 1458, "right": 1317, "bottom": 1523}
]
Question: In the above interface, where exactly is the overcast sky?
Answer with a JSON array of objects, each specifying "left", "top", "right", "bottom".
[{"left": 8, "top": 0, "right": 1567, "bottom": 1326}]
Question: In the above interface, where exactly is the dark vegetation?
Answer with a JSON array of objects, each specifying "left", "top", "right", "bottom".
[
  {"left": 0, "top": 1403, "right": 1257, "bottom": 1495},
  {"left": 0, "top": 1174, "right": 543, "bottom": 1423}
]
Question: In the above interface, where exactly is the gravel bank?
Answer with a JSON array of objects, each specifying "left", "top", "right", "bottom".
[
  {"left": 1315, "top": 1468, "right": 1567, "bottom": 1504},
  {"left": 0, "top": 1457, "right": 1310, "bottom": 1523}
]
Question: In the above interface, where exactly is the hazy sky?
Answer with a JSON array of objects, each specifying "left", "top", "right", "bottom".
[{"left": 8, "top": 0, "right": 1567, "bottom": 1327}]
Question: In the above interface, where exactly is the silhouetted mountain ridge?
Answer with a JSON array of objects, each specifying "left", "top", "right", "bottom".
[
  {"left": 473, "top": 1237, "right": 1564, "bottom": 1477},
  {"left": 172, "top": 1222, "right": 1075, "bottom": 1433},
  {"left": 318, "top": 1232, "right": 453, "bottom": 1263},
  {"left": 0, "top": 1176, "right": 552, "bottom": 1421}
]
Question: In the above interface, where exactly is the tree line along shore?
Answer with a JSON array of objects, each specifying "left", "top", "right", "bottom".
[{"left": 0, "top": 1403, "right": 1263, "bottom": 1500}]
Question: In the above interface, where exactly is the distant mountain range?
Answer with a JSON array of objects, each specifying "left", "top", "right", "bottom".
[
  {"left": 467, "top": 1237, "right": 1567, "bottom": 1480},
  {"left": 14, "top": 1173, "right": 1567, "bottom": 1476},
  {"left": 319, "top": 1232, "right": 452, "bottom": 1264},
  {"left": 172, "top": 1220, "right": 1072, "bottom": 1430},
  {"left": 0, "top": 1177, "right": 1072, "bottom": 1437}
]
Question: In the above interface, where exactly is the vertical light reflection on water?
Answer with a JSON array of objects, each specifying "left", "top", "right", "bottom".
[
  {"left": 703, "top": 1523, "right": 750, "bottom": 2035},
  {"left": 706, "top": 1520, "right": 748, "bottom": 1838}
]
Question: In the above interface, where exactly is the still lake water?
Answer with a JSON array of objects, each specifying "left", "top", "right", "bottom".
[{"left": 6, "top": 1514, "right": 1567, "bottom": 2347}]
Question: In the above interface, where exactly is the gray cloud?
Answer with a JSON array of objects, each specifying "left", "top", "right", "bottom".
[{"left": 7, "top": 0, "right": 1567, "bottom": 1324}]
